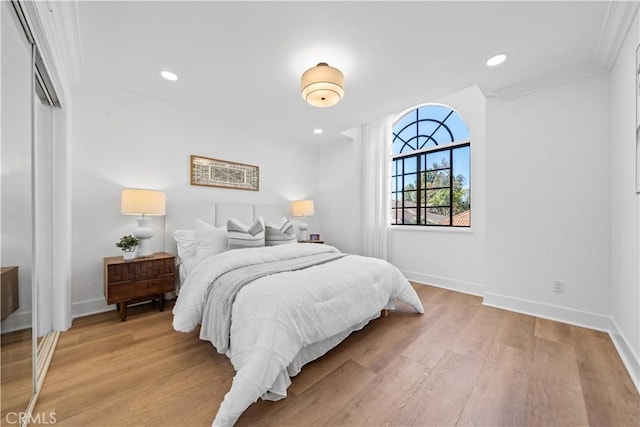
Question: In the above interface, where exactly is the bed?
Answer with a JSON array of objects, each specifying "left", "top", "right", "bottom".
[{"left": 169, "top": 203, "right": 424, "bottom": 426}]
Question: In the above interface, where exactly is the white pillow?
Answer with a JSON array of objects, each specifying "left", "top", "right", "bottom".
[
  {"left": 265, "top": 217, "right": 297, "bottom": 246},
  {"left": 174, "top": 229, "right": 197, "bottom": 262},
  {"left": 227, "top": 218, "right": 265, "bottom": 249},
  {"left": 195, "top": 219, "right": 228, "bottom": 263},
  {"left": 173, "top": 229, "right": 197, "bottom": 288}
]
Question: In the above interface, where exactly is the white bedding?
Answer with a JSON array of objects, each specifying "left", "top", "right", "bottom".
[{"left": 172, "top": 244, "right": 424, "bottom": 426}]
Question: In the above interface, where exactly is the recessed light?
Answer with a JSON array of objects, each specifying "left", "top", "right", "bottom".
[
  {"left": 161, "top": 71, "right": 178, "bottom": 81},
  {"left": 313, "top": 129, "right": 323, "bottom": 134},
  {"left": 486, "top": 54, "right": 508, "bottom": 67}
]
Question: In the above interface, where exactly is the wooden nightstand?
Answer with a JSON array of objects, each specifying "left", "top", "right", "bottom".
[
  {"left": 104, "top": 252, "right": 176, "bottom": 321},
  {"left": 300, "top": 240, "right": 325, "bottom": 244},
  {"left": 1, "top": 266, "right": 19, "bottom": 320}
]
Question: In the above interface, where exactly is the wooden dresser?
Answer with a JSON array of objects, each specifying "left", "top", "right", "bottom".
[
  {"left": 1, "top": 266, "right": 19, "bottom": 321},
  {"left": 103, "top": 252, "right": 176, "bottom": 321}
]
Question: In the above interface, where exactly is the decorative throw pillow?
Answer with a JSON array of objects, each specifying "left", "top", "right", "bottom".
[
  {"left": 265, "top": 217, "right": 297, "bottom": 246},
  {"left": 195, "top": 219, "right": 228, "bottom": 264},
  {"left": 227, "top": 217, "right": 265, "bottom": 249}
]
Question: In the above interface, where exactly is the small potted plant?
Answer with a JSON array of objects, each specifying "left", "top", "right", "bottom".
[{"left": 116, "top": 235, "right": 140, "bottom": 260}]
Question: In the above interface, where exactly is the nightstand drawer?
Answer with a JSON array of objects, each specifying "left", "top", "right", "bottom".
[
  {"left": 106, "top": 258, "right": 175, "bottom": 285},
  {"left": 106, "top": 275, "right": 175, "bottom": 304}
]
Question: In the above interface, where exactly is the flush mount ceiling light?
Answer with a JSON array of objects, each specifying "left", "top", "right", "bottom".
[
  {"left": 486, "top": 54, "right": 508, "bottom": 67},
  {"left": 161, "top": 70, "right": 178, "bottom": 81},
  {"left": 301, "top": 62, "right": 344, "bottom": 107},
  {"left": 313, "top": 129, "right": 323, "bottom": 134}
]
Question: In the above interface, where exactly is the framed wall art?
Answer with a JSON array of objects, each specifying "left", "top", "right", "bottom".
[{"left": 191, "top": 155, "right": 259, "bottom": 191}]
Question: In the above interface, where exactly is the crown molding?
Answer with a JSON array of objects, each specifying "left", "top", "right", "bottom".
[
  {"left": 484, "top": 0, "right": 637, "bottom": 102},
  {"left": 51, "top": 1, "right": 84, "bottom": 86},
  {"left": 487, "top": 60, "right": 608, "bottom": 101},
  {"left": 594, "top": 0, "right": 639, "bottom": 71},
  {"left": 20, "top": 0, "right": 84, "bottom": 107}
]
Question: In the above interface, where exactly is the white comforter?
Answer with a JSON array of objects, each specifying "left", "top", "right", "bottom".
[{"left": 173, "top": 244, "right": 424, "bottom": 426}]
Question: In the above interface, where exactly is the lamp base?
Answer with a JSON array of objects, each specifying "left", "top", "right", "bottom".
[
  {"left": 133, "top": 217, "right": 154, "bottom": 258},
  {"left": 297, "top": 222, "right": 308, "bottom": 242}
]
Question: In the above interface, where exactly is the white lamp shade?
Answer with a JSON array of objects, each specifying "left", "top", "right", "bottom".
[
  {"left": 291, "top": 200, "right": 315, "bottom": 217},
  {"left": 121, "top": 189, "right": 166, "bottom": 216},
  {"left": 301, "top": 63, "right": 344, "bottom": 108}
]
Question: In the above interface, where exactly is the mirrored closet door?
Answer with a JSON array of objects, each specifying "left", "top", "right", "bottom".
[
  {"left": 33, "top": 45, "right": 59, "bottom": 393},
  {"left": 1, "top": 1, "right": 62, "bottom": 425},
  {"left": 1, "top": 1, "right": 36, "bottom": 424}
]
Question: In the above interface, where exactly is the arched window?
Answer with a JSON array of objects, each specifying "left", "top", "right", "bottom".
[{"left": 391, "top": 104, "right": 471, "bottom": 227}]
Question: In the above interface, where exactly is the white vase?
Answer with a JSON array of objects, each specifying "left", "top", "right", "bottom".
[{"left": 123, "top": 251, "right": 136, "bottom": 261}]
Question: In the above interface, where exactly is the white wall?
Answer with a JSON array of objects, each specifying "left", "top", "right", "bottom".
[
  {"left": 610, "top": 16, "right": 640, "bottom": 388},
  {"left": 390, "top": 86, "right": 487, "bottom": 296},
  {"left": 484, "top": 74, "right": 612, "bottom": 329},
  {"left": 71, "top": 80, "right": 320, "bottom": 317},
  {"left": 320, "top": 77, "right": 614, "bottom": 333},
  {"left": 317, "top": 127, "right": 363, "bottom": 255}
]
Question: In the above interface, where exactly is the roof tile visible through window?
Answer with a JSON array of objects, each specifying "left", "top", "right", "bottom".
[{"left": 452, "top": 210, "right": 470, "bottom": 226}]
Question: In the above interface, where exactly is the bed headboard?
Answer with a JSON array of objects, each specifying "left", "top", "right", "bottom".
[{"left": 163, "top": 202, "right": 286, "bottom": 255}]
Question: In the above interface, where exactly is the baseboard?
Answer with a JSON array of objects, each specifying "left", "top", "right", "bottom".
[
  {"left": 1, "top": 310, "right": 32, "bottom": 334},
  {"left": 609, "top": 317, "right": 640, "bottom": 393},
  {"left": 404, "top": 275, "right": 610, "bottom": 332},
  {"left": 71, "top": 297, "right": 167, "bottom": 319},
  {"left": 71, "top": 297, "right": 112, "bottom": 319},
  {"left": 400, "top": 270, "right": 484, "bottom": 296},
  {"left": 483, "top": 291, "right": 611, "bottom": 332}
]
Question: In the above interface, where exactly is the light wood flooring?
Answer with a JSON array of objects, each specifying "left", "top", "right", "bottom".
[
  {"left": 1, "top": 328, "right": 33, "bottom": 426},
  {"left": 31, "top": 284, "right": 639, "bottom": 426}
]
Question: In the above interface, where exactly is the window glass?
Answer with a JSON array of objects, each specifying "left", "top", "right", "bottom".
[{"left": 391, "top": 104, "right": 470, "bottom": 227}]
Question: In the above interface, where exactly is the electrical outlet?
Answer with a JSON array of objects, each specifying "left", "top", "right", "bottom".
[{"left": 553, "top": 280, "right": 565, "bottom": 293}]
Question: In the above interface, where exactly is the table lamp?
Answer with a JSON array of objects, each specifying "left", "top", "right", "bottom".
[
  {"left": 291, "top": 199, "right": 314, "bottom": 241},
  {"left": 121, "top": 188, "right": 166, "bottom": 257}
]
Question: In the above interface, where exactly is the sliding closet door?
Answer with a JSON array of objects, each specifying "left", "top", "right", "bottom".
[
  {"left": 34, "top": 84, "right": 54, "bottom": 338},
  {"left": 1, "top": 0, "right": 35, "bottom": 421}
]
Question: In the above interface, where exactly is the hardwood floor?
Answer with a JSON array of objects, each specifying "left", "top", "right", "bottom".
[
  {"left": 1, "top": 329, "right": 33, "bottom": 426},
  {"left": 32, "top": 284, "right": 639, "bottom": 426}
]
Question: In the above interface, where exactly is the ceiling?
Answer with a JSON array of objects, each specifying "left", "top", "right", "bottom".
[{"left": 71, "top": 1, "right": 630, "bottom": 145}]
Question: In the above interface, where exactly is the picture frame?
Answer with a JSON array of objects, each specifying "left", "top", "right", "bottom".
[
  {"left": 190, "top": 155, "right": 259, "bottom": 191},
  {"left": 636, "top": 44, "right": 640, "bottom": 194},
  {"left": 309, "top": 234, "right": 320, "bottom": 241}
]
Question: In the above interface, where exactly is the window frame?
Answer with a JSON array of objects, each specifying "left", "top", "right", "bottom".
[{"left": 391, "top": 104, "right": 471, "bottom": 228}]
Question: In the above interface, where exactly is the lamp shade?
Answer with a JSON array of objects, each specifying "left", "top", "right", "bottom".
[
  {"left": 291, "top": 200, "right": 314, "bottom": 217},
  {"left": 301, "top": 63, "right": 344, "bottom": 108},
  {"left": 121, "top": 189, "right": 166, "bottom": 216}
]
